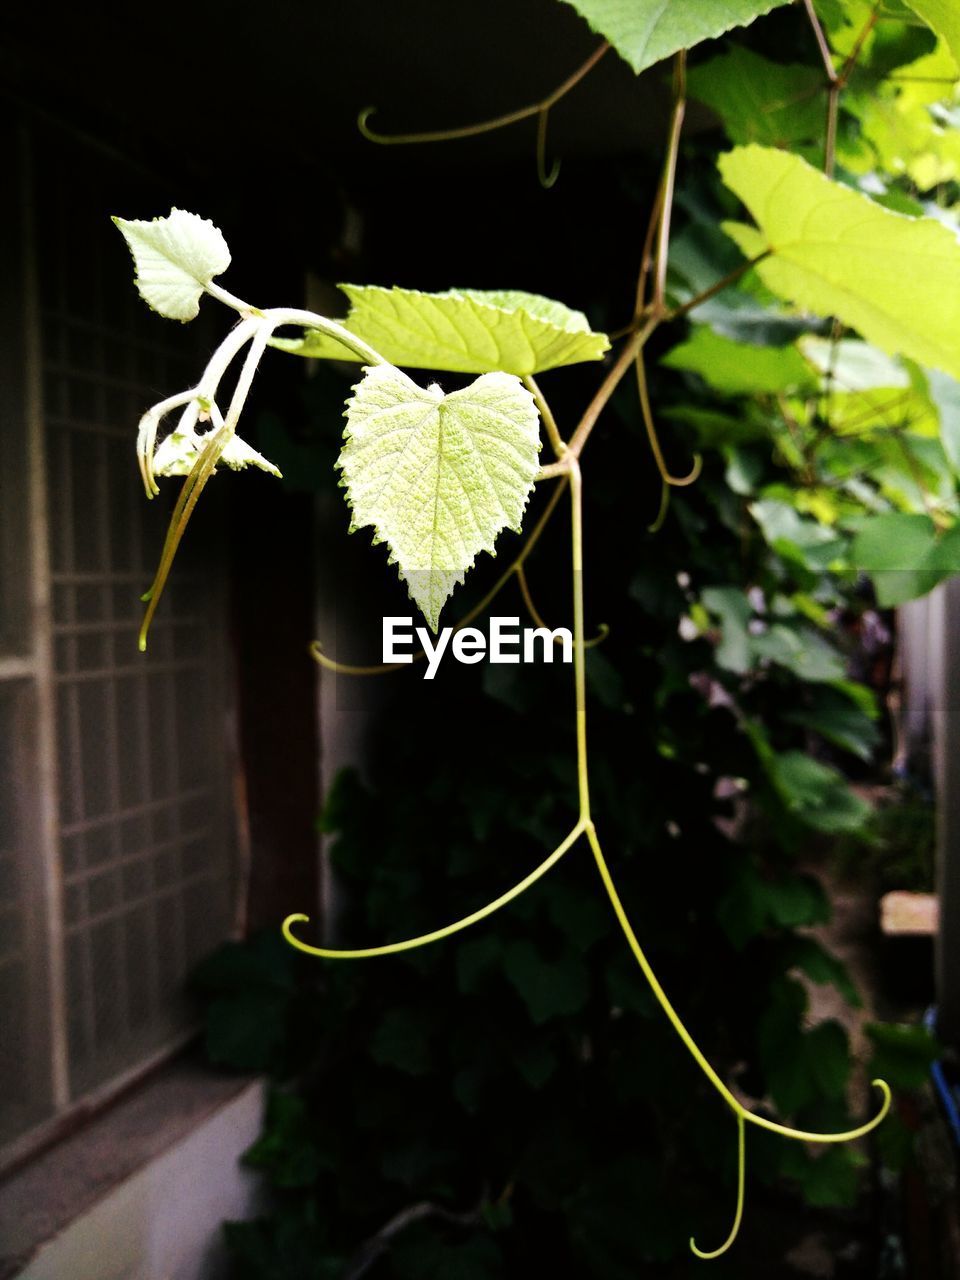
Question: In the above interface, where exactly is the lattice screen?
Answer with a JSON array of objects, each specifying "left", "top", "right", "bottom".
[{"left": 0, "top": 124, "right": 238, "bottom": 1152}]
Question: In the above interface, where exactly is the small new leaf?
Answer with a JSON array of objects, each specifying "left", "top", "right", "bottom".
[
  {"left": 719, "top": 145, "right": 960, "bottom": 380},
  {"left": 112, "top": 209, "right": 231, "bottom": 321},
  {"left": 339, "top": 365, "right": 541, "bottom": 630},
  {"left": 153, "top": 428, "right": 281, "bottom": 479},
  {"left": 272, "top": 285, "right": 609, "bottom": 375}
]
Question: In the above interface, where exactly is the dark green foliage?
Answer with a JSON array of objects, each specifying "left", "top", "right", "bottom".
[
  {"left": 197, "top": 365, "right": 908, "bottom": 1270},
  {"left": 191, "top": 6, "right": 956, "bottom": 1269}
]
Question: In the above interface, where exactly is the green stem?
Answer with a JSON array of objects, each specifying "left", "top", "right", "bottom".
[
  {"left": 263, "top": 307, "right": 387, "bottom": 368},
  {"left": 652, "top": 52, "right": 687, "bottom": 316},
  {"left": 569, "top": 458, "right": 590, "bottom": 821},
  {"left": 524, "top": 374, "right": 567, "bottom": 459},
  {"left": 567, "top": 317, "right": 656, "bottom": 459}
]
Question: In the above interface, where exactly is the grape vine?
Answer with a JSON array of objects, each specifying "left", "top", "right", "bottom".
[{"left": 113, "top": 0, "right": 960, "bottom": 1260}]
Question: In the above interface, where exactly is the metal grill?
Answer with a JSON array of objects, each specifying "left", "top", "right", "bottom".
[{"left": 0, "top": 125, "right": 237, "bottom": 1153}]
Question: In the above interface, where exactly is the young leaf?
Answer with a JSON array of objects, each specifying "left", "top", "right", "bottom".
[
  {"left": 339, "top": 365, "right": 541, "bottom": 630},
  {"left": 719, "top": 145, "right": 960, "bottom": 380},
  {"left": 112, "top": 209, "right": 231, "bottom": 321},
  {"left": 152, "top": 428, "right": 281, "bottom": 479},
  {"left": 557, "top": 0, "right": 790, "bottom": 75},
  {"left": 273, "top": 285, "right": 609, "bottom": 375}
]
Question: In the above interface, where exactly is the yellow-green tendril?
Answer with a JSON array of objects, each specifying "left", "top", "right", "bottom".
[
  {"left": 636, "top": 352, "right": 702, "bottom": 487},
  {"left": 586, "top": 820, "right": 891, "bottom": 1144},
  {"left": 516, "top": 564, "right": 607, "bottom": 649},
  {"left": 690, "top": 1111, "right": 745, "bottom": 1260},
  {"left": 648, "top": 478, "right": 670, "bottom": 533},
  {"left": 283, "top": 819, "right": 585, "bottom": 958},
  {"left": 536, "top": 108, "right": 561, "bottom": 189}
]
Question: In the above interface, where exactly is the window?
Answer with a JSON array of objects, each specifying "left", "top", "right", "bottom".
[{"left": 0, "top": 121, "right": 239, "bottom": 1165}]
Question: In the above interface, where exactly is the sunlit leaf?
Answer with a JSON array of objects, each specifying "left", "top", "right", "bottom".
[
  {"left": 719, "top": 145, "right": 960, "bottom": 380},
  {"left": 274, "top": 285, "right": 608, "bottom": 375}
]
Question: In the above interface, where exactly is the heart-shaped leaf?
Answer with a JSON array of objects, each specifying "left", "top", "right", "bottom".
[
  {"left": 339, "top": 365, "right": 541, "bottom": 630},
  {"left": 112, "top": 208, "right": 231, "bottom": 321}
]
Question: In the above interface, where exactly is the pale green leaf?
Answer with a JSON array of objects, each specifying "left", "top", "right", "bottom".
[
  {"left": 662, "top": 326, "right": 816, "bottom": 395},
  {"left": 904, "top": 0, "right": 960, "bottom": 65},
  {"left": 153, "top": 427, "right": 281, "bottom": 479},
  {"left": 688, "top": 47, "right": 824, "bottom": 146},
  {"left": 112, "top": 209, "right": 230, "bottom": 321},
  {"left": 273, "top": 285, "right": 608, "bottom": 376},
  {"left": 719, "top": 145, "right": 960, "bottom": 380},
  {"left": 339, "top": 365, "right": 541, "bottom": 630},
  {"left": 557, "top": 0, "right": 790, "bottom": 75}
]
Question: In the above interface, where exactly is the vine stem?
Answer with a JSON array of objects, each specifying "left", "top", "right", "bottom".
[
  {"left": 524, "top": 374, "right": 568, "bottom": 459},
  {"left": 567, "top": 318, "right": 656, "bottom": 459},
  {"left": 652, "top": 51, "right": 687, "bottom": 316},
  {"left": 569, "top": 458, "right": 590, "bottom": 820},
  {"left": 585, "top": 817, "right": 892, "bottom": 1147},
  {"left": 357, "top": 43, "right": 609, "bottom": 147},
  {"left": 139, "top": 325, "right": 271, "bottom": 648},
  {"left": 636, "top": 348, "right": 702, "bottom": 487}
]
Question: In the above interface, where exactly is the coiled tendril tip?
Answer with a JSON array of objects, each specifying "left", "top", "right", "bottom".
[{"left": 357, "top": 107, "right": 381, "bottom": 142}]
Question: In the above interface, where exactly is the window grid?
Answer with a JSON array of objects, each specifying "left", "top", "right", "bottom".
[{"left": 0, "top": 126, "right": 238, "bottom": 1158}]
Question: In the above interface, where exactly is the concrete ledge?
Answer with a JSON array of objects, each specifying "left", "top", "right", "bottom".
[{"left": 0, "top": 1058, "right": 264, "bottom": 1279}]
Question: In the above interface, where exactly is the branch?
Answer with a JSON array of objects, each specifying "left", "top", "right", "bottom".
[
  {"left": 652, "top": 51, "right": 687, "bottom": 316},
  {"left": 567, "top": 318, "right": 657, "bottom": 459}
]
